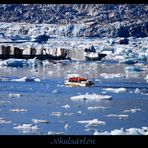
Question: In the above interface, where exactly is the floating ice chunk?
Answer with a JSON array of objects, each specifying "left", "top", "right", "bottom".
[
  {"left": 9, "top": 93, "right": 21, "bottom": 98},
  {"left": 103, "top": 88, "right": 127, "bottom": 93},
  {"left": 52, "top": 89, "right": 59, "bottom": 94},
  {"left": 134, "top": 88, "right": 141, "bottom": 94},
  {"left": 63, "top": 112, "right": 74, "bottom": 116},
  {"left": 13, "top": 124, "right": 39, "bottom": 133},
  {"left": 123, "top": 108, "right": 141, "bottom": 113},
  {"left": 77, "top": 119, "right": 106, "bottom": 127},
  {"left": 9, "top": 109, "right": 27, "bottom": 112},
  {"left": 64, "top": 124, "right": 71, "bottom": 129},
  {"left": 32, "top": 119, "right": 49, "bottom": 124},
  {"left": 71, "top": 93, "right": 112, "bottom": 101},
  {"left": 11, "top": 77, "right": 40, "bottom": 82},
  {"left": 62, "top": 104, "right": 71, "bottom": 109},
  {"left": 138, "top": 53, "right": 147, "bottom": 61},
  {"left": 125, "top": 66, "right": 143, "bottom": 72},
  {"left": 100, "top": 73, "right": 125, "bottom": 79},
  {"left": 87, "top": 106, "right": 108, "bottom": 110},
  {"left": 94, "top": 127, "right": 148, "bottom": 135},
  {"left": 0, "top": 118, "right": 12, "bottom": 124},
  {"left": 145, "top": 75, "right": 148, "bottom": 82},
  {"left": 106, "top": 114, "right": 128, "bottom": 119},
  {"left": 48, "top": 131, "right": 64, "bottom": 135},
  {"left": 0, "top": 101, "right": 11, "bottom": 104},
  {"left": 51, "top": 112, "right": 62, "bottom": 117},
  {"left": 120, "top": 58, "right": 137, "bottom": 64}
]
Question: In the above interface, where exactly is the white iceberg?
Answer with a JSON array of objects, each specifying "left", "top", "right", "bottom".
[
  {"left": 70, "top": 93, "right": 112, "bottom": 101},
  {"left": 103, "top": 88, "right": 127, "bottom": 93}
]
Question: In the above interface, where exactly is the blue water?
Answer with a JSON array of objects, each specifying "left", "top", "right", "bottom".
[{"left": 0, "top": 61, "right": 148, "bottom": 135}]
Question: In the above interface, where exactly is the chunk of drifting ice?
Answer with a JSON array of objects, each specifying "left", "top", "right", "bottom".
[
  {"left": 103, "top": 88, "right": 127, "bottom": 93},
  {"left": 48, "top": 131, "right": 64, "bottom": 135},
  {"left": 87, "top": 106, "right": 108, "bottom": 110},
  {"left": 106, "top": 114, "right": 128, "bottom": 119},
  {"left": 100, "top": 73, "right": 125, "bottom": 79},
  {"left": 51, "top": 112, "right": 62, "bottom": 117},
  {"left": 13, "top": 124, "right": 39, "bottom": 133},
  {"left": 120, "top": 58, "right": 137, "bottom": 64},
  {"left": 32, "top": 119, "right": 49, "bottom": 124},
  {"left": 77, "top": 119, "right": 106, "bottom": 127},
  {"left": 94, "top": 127, "right": 148, "bottom": 135},
  {"left": 134, "top": 88, "right": 141, "bottom": 93},
  {"left": 9, "top": 93, "right": 21, "bottom": 98},
  {"left": 52, "top": 89, "right": 59, "bottom": 94},
  {"left": 125, "top": 66, "right": 143, "bottom": 72},
  {"left": 123, "top": 108, "right": 141, "bottom": 113},
  {"left": 138, "top": 53, "right": 147, "bottom": 61},
  {"left": 0, "top": 118, "right": 12, "bottom": 124},
  {"left": 70, "top": 93, "right": 112, "bottom": 101},
  {"left": 62, "top": 104, "right": 71, "bottom": 109},
  {"left": 11, "top": 77, "right": 40, "bottom": 82},
  {"left": 145, "top": 75, "right": 148, "bottom": 82},
  {"left": 9, "top": 109, "right": 27, "bottom": 112}
]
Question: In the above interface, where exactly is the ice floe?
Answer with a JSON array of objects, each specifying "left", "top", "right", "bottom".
[
  {"left": 106, "top": 114, "right": 129, "bottom": 119},
  {"left": 0, "top": 118, "right": 12, "bottom": 124},
  {"left": 100, "top": 73, "right": 125, "bottom": 79},
  {"left": 87, "top": 106, "right": 108, "bottom": 110},
  {"left": 9, "top": 93, "right": 22, "bottom": 98},
  {"left": 94, "top": 127, "right": 148, "bottom": 135},
  {"left": 13, "top": 124, "right": 39, "bottom": 134},
  {"left": 32, "top": 119, "right": 49, "bottom": 124},
  {"left": 64, "top": 124, "right": 71, "bottom": 129},
  {"left": 62, "top": 104, "right": 71, "bottom": 109},
  {"left": 11, "top": 76, "right": 40, "bottom": 82},
  {"left": 9, "top": 109, "right": 27, "bottom": 112},
  {"left": 70, "top": 93, "right": 112, "bottom": 101},
  {"left": 122, "top": 108, "right": 141, "bottom": 113},
  {"left": 77, "top": 119, "right": 106, "bottom": 127},
  {"left": 103, "top": 88, "right": 127, "bottom": 93},
  {"left": 51, "top": 112, "right": 62, "bottom": 117},
  {"left": 48, "top": 131, "right": 64, "bottom": 135},
  {"left": 145, "top": 75, "right": 148, "bottom": 82},
  {"left": 125, "top": 66, "right": 144, "bottom": 73}
]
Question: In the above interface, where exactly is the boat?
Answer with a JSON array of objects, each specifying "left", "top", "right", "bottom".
[{"left": 65, "top": 74, "right": 94, "bottom": 87}]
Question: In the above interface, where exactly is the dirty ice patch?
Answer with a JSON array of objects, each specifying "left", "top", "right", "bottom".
[
  {"left": 0, "top": 118, "right": 12, "bottom": 124},
  {"left": 9, "top": 93, "right": 22, "bottom": 98},
  {"left": 106, "top": 114, "right": 128, "bottom": 119},
  {"left": 70, "top": 93, "right": 112, "bottom": 101},
  {"left": 100, "top": 73, "right": 125, "bottom": 79},
  {"left": 32, "top": 119, "right": 49, "bottom": 124},
  {"left": 11, "top": 76, "right": 40, "bottom": 82},
  {"left": 122, "top": 108, "right": 141, "bottom": 113},
  {"left": 13, "top": 124, "right": 39, "bottom": 134},
  {"left": 77, "top": 119, "right": 106, "bottom": 128},
  {"left": 103, "top": 88, "right": 127, "bottom": 93},
  {"left": 9, "top": 109, "right": 27, "bottom": 112},
  {"left": 94, "top": 127, "right": 148, "bottom": 135}
]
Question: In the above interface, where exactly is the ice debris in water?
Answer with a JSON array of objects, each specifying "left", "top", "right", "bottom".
[
  {"left": 145, "top": 75, "right": 148, "bottom": 82},
  {"left": 106, "top": 114, "right": 129, "bottom": 119},
  {"left": 123, "top": 108, "right": 141, "bottom": 113},
  {"left": 51, "top": 112, "right": 62, "bottom": 117},
  {"left": 48, "top": 131, "right": 64, "bottom": 135},
  {"left": 120, "top": 58, "right": 137, "bottom": 64},
  {"left": 103, "top": 88, "right": 127, "bottom": 93},
  {"left": 70, "top": 93, "right": 112, "bottom": 101},
  {"left": 51, "top": 89, "right": 59, "bottom": 94},
  {"left": 9, "top": 93, "right": 21, "bottom": 98},
  {"left": 100, "top": 73, "right": 125, "bottom": 79},
  {"left": 125, "top": 66, "right": 144, "bottom": 72},
  {"left": 9, "top": 109, "right": 27, "bottom": 112},
  {"left": 77, "top": 119, "right": 106, "bottom": 127},
  {"left": 0, "top": 118, "right": 12, "bottom": 124},
  {"left": 134, "top": 88, "right": 141, "bottom": 94},
  {"left": 87, "top": 106, "right": 108, "bottom": 110},
  {"left": 94, "top": 127, "right": 148, "bottom": 135},
  {"left": 13, "top": 124, "right": 39, "bottom": 133},
  {"left": 62, "top": 104, "right": 71, "bottom": 109},
  {"left": 32, "top": 119, "right": 49, "bottom": 124},
  {"left": 11, "top": 76, "right": 40, "bottom": 82}
]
